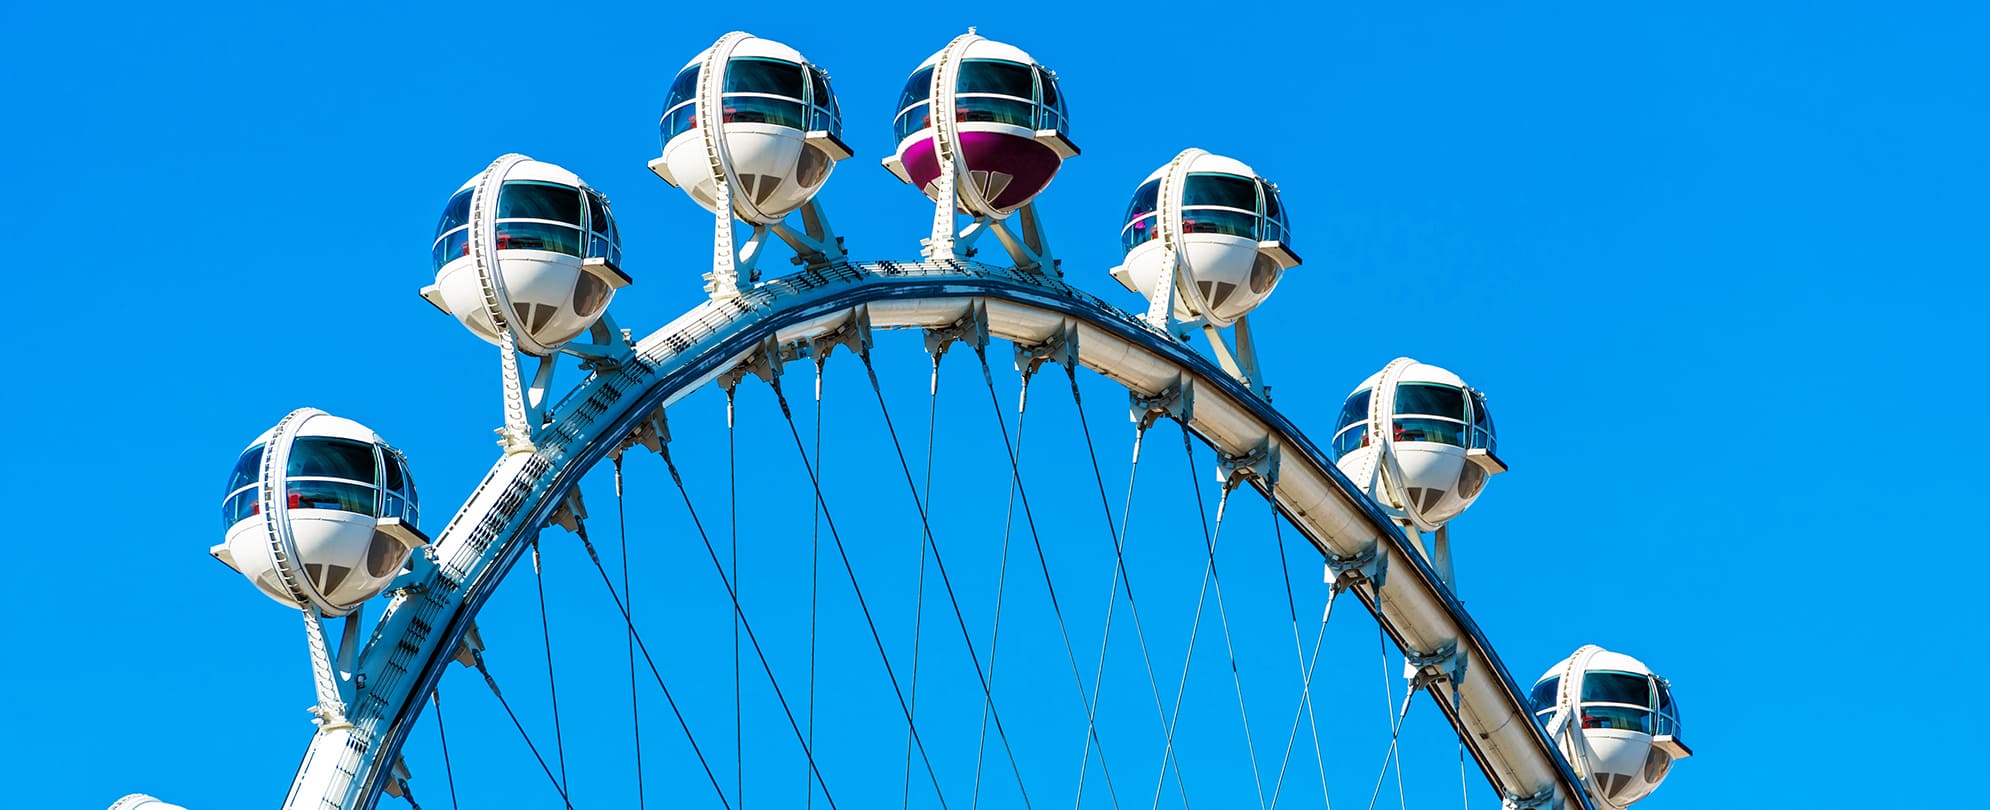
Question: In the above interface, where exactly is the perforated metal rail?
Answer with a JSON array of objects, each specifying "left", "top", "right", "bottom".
[{"left": 283, "top": 260, "right": 1594, "bottom": 810}]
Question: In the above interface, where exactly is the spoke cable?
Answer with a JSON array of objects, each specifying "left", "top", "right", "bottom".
[
  {"left": 985, "top": 357, "right": 1133, "bottom": 810},
  {"left": 431, "top": 688, "right": 460, "bottom": 810},
  {"left": 1363, "top": 665, "right": 1418, "bottom": 810},
  {"left": 1374, "top": 628, "right": 1408, "bottom": 810},
  {"left": 1264, "top": 496, "right": 1331, "bottom": 810},
  {"left": 1075, "top": 416, "right": 1184, "bottom": 810},
  {"left": 764, "top": 375, "right": 953, "bottom": 810},
  {"left": 727, "top": 391, "right": 744, "bottom": 808},
  {"left": 808, "top": 359, "right": 827, "bottom": 810},
  {"left": 1175, "top": 429, "right": 1267, "bottom": 810},
  {"left": 531, "top": 538, "right": 573, "bottom": 805},
  {"left": 1149, "top": 433, "right": 1253, "bottom": 810},
  {"left": 615, "top": 458, "right": 647, "bottom": 810},
  {"left": 471, "top": 654, "right": 574, "bottom": 807},
  {"left": 647, "top": 445, "right": 841, "bottom": 807}
]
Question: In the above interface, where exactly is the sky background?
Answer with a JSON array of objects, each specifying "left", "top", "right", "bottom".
[{"left": 4, "top": 2, "right": 1988, "bottom": 808}]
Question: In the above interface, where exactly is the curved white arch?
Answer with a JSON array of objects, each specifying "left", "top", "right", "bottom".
[{"left": 283, "top": 260, "right": 1594, "bottom": 810}]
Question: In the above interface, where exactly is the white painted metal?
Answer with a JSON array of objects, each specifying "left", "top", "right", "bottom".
[
  {"left": 1539, "top": 646, "right": 1689, "bottom": 809},
  {"left": 275, "top": 260, "right": 1595, "bottom": 810}
]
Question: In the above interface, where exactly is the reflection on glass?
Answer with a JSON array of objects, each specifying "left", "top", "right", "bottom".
[
  {"left": 1180, "top": 208, "right": 1258, "bottom": 239},
  {"left": 893, "top": 102, "right": 931, "bottom": 143},
  {"left": 289, "top": 438, "right": 377, "bottom": 482},
  {"left": 222, "top": 489, "right": 258, "bottom": 528},
  {"left": 1583, "top": 672, "right": 1652, "bottom": 706},
  {"left": 1531, "top": 677, "right": 1560, "bottom": 711},
  {"left": 499, "top": 181, "right": 582, "bottom": 225},
  {"left": 725, "top": 58, "right": 804, "bottom": 98},
  {"left": 723, "top": 96, "right": 805, "bottom": 129},
  {"left": 288, "top": 480, "right": 380, "bottom": 516},
  {"left": 1120, "top": 216, "right": 1160, "bottom": 252},
  {"left": 1123, "top": 180, "right": 1159, "bottom": 225},
  {"left": 435, "top": 190, "right": 472, "bottom": 238},
  {"left": 665, "top": 66, "right": 699, "bottom": 111},
  {"left": 1182, "top": 173, "right": 1259, "bottom": 210},
  {"left": 956, "top": 96, "right": 1037, "bottom": 128},
  {"left": 227, "top": 445, "right": 264, "bottom": 493},
  {"left": 1393, "top": 418, "right": 1465, "bottom": 447},
  {"left": 1336, "top": 390, "right": 1372, "bottom": 433},
  {"left": 956, "top": 60, "right": 1035, "bottom": 98},
  {"left": 897, "top": 66, "right": 934, "bottom": 112},
  {"left": 662, "top": 104, "right": 698, "bottom": 142},
  {"left": 433, "top": 228, "right": 469, "bottom": 271},
  {"left": 1395, "top": 383, "right": 1465, "bottom": 419},
  {"left": 1579, "top": 706, "right": 1654, "bottom": 734},
  {"left": 1332, "top": 424, "right": 1368, "bottom": 459},
  {"left": 496, "top": 221, "right": 584, "bottom": 257}
]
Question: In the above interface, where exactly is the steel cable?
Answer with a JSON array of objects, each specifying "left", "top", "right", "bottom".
[{"left": 765, "top": 375, "right": 953, "bottom": 809}]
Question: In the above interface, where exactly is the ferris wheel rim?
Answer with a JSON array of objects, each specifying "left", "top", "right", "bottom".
[{"left": 285, "top": 258, "right": 1593, "bottom": 810}]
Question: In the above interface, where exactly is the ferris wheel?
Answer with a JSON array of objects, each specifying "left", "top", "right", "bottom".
[{"left": 122, "top": 29, "right": 1691, "bottom": 810}]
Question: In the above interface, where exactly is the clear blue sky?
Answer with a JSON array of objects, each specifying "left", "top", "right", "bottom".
[{"left": 4, "top": 2, "right": 1986, "bottom": 808}]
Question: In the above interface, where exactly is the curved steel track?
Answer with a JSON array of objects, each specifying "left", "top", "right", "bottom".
[{"left": 284, "top": 259, "right": 1591, "bottom": 810}]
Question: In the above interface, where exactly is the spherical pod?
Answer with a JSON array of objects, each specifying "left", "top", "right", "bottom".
[
  {"left": 427, "top": 155, "right": 629, "bottom": 355},
  {"left": 1113, "top": 149, "right": 1300, "bottom": 327},
  {"left": 651, "top": 32, "right": 850, "bottom": 224},
  {"left": 212, "top": 409, "right": 426, "bottom": 615},
  {"left": 1330, "top": 358, "right": 1504, "bottom": 527},
  {"left": 1530, "top": 646, "right": 1691, "bottom": 808},
  {"left": 885, "top": 33, "right": 1077, "bottom": 217}
]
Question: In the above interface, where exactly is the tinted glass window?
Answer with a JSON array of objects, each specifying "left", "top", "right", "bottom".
[
  {"left": 1261, "top": 181, "right": 1283, "bottom": 223},
  {"left": 1470, "top": 390, "right": 1492, "bottom": 429},
  {"left": 663, "top": 103, "right": 697, "bottom": 142},
  {"left": 726, "top": 57, "right": 804, "bottom": 98},
  {"left": 226, "top": 445, "right": 265, "bottom": 493},
  {"left": 499, "top": 181, "right": 581, "bottom": 225},
  {"left": 1124, "top": 180, "right": 1160, "bottom": 225},
  {"left": 289, "top": 438, "right": 377, "bottom": 482},
  {"left": 1336, "top": 390, "right": 1371, "bottom": 432},
  {"left": 587, "top": 191, "right": 613, "bottom": 236},
  {"left": 1579, "top": 706, "right": 1653, "bottom": 734},
  {"left": 291, "top": 480, "right": 379, "bottom": 516},
  {"left": 433, "top": 228, "right": 470, "bottom": 270},
  {"left": 893, "top": 102, "right": 930, "bottom": 143},
  {"left": 957, "top": 59, "right": 1035, "bottom": 98},
  {"left": 1332, "top": 424, "right": 1367, "bottom": 459},
  {"left": 664, "top": 66, "right": 700, "bottom": 110},
  {"left": 897, "top": 66, "right": 934, "bottom": 111},
  {"left": 1182, "top": 173, "right": 1259, "bottom": 210},
  {"left": 222, "top": 489, "right": 258, "bottom": 528},
  {"left": 1396, "top": 383, "right": 1465, "bottom": 419},
  {"left": 724, "top": 95, "right": 805, "bottom": 129},
  {"left": 1120, "top": 215, "right": 1159, "bottom": 253},
  {"left": 956, "top": 96, "right": 1036, "bottom": 128},
  {"left": 1180, "top": 208, "right": 1258, "bottom": 239},
  {"left": 1583, "top": 672, "right": 1652, "bottom": 706},
  {"left": 496, "top": 221, "right": 584, "bottom": 257},
  {"left": 1037, "top": 67, "right": 1060, "bottom": 112},
  {"left": 1393, "top": 418, "right": 1465, "bottom": 447},
  {"left": 435, "top": 190, "right": 472, "bottom": 237},
  {"left": 809, "top": 68, "right": 832, "bottom": 112},
  {"left": 382, "top": 450, "right": 404, "bottom": 492},
  {"left": 1530, "top": 677, "right": 1560, "bottom": 711}
]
